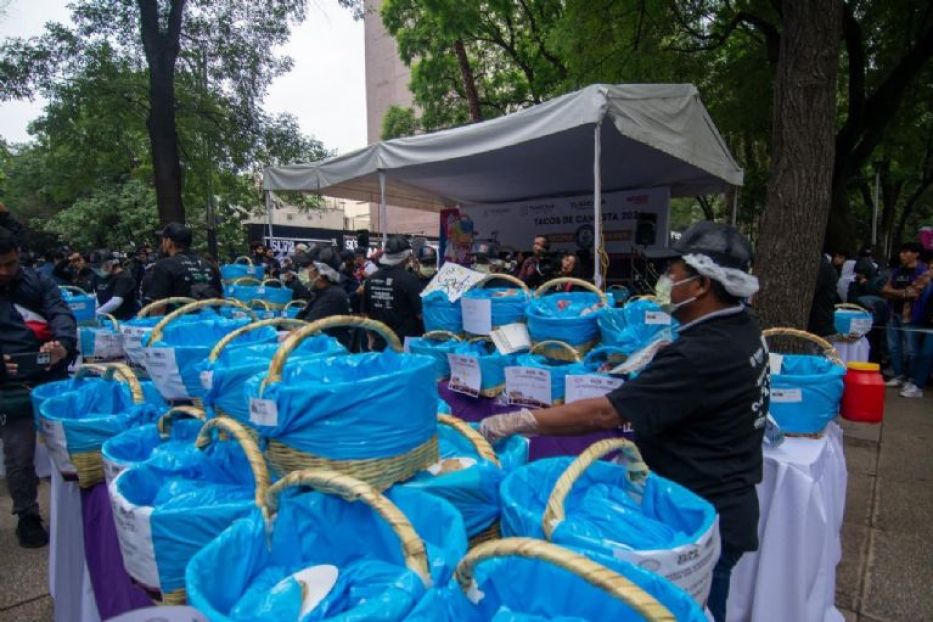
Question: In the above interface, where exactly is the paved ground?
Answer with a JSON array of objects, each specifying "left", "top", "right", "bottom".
[{"left": 0, "top": 388, "right": 929, "bottom": 621}]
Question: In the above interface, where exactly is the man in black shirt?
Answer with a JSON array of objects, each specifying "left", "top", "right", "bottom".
[
  {"left": 296, "top": 246, "right": 352, "bottom": 348},
  {"left": 142, "top": 223, "right": 222, "bottom": 314},
  {"left": 480, "top": 222, "right": 767, "bottom": 622},
  {"left": 95, "top": 253, "right": 138, "bottom": 320},
  {"left": 362, "top": 236, "right": 423, "bottom": 348}
]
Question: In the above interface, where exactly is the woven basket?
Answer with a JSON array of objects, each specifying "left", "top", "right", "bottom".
[
  {"left": 79, "top": 313, "right": 124, "bottom": 362},
  {"left": 463, "top": 273, "right": 530, "bottom": 337},
  {"left": 220, "top": 256, "right": 263, "bottom": 284},
  {"left": 456, "top": 537, "right": 675, "bottom": 621},
  {"left": 261, "top": 316, "right": 436, "bottom": 490},
  {"left": 283, "top": 299, "right": 308, "bottom": 318},
  {"left": 832, "top": 303, "right": 873, "bottom": 343},
  {"left": 528, "top": 278, "right": 606, "bottom": 356},
  {"left": 137, "top": 297, "right": 197, "bottom": 318},
  {"left": 464, "top": 336, "right": 510, "bottom": 398},
  {"left": 514, "top": 340, "right": 585, "bottom": 406}
]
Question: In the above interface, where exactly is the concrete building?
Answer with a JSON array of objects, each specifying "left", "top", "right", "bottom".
[{"left": 363, "top": 0, "right": 437, "bottom": 237}]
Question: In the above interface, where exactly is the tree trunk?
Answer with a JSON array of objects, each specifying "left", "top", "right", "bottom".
[
  {"left": 453, "top": 39, "right": 483, "bottom": 123},
  {"left": 754, "top": 0, "right": 841, "bottom": 329}
]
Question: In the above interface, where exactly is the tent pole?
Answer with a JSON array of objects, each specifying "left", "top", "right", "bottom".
[
  {"left": 731, "top": 186, "right": 739, "bottom": 226},
  {"left": 265, "top": 190, "right": 274, "bottom": 246},
  {"left": 379, "top": 170, "right": 388, "bottom": 245},
  {"left": 593, "top": 120, "right": 604, "bottom": 288}
]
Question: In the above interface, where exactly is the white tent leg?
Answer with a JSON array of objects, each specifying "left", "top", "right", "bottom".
[
  {"left": 265, "top": 190, "right": 274, "bottom": 245},
  {"left": 379, "top": 171, "right": 388, "bottom": 245},
  {"left": 593, "top": 120, "right": 604, "bottom": 288}
]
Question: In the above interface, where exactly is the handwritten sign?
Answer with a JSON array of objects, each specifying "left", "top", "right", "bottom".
[
  {"left": 420, "top": 263, "right": 485, "bottom": 303},
  {"left": 505, "top": 366, "right": 552, "bottom": 408}
]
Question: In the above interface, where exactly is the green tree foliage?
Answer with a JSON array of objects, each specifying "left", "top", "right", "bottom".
[{"left": 382, "top": 105, "right": 421, "bottom": 139}]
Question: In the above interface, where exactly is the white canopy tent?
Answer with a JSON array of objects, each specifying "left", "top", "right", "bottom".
[{"left": 263, "top": 83, "right": 743, "bottom": 285}]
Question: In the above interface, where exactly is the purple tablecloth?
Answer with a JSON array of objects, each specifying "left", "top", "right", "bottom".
[
  {"left": 80, "top": 482, "right": 153, "bottom": 619},
  {"left": 438, "top": 383, "right": 631, "bottom": 460}
]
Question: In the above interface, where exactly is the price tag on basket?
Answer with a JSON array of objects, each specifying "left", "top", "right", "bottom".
[
  {"left": 249, "top": 398, "right": 279, "bottom": 426},
  {"left": 144, "top": 347, "right": 190, "bottom": 400},
  {"left": 771, "top": 388, "right": 802, "bottom": 403},
  {"left": 564, "top": 374, "right": 624, "bottom": 403},
  {"left": 505, "top": 366, "right": 552, "bottom": 408},
  {"left": 94, "top": 331, "right": 123, "bottom": 359},
  {"left": 849, "top": 318, "right": 872, "bottom": 336},
  {"left": 447, "top": 354, "right": 482, "bottom": 397},
  {"left": 490, "top": 323, "right": 531, "bottom": 355},
  {"left": 644, "top": 310, "right": 672, "bottom": 325},
  {"left": 461, "top": 297, "right": 493, "bottom": 335}
]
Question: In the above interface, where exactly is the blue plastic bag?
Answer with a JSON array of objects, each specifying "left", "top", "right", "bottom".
[
  {"left": 110, "top": 417, "right": 268, "bottom": 597},
  {"left": 403, "top": 538, "right": 706, "bottom": 622},
  {"left": 60, "top": 285, "right": 96, "bottom": 324},
  {"left": 526, "top": 291, "right": 604, "bottom": 352},
  {"left": 834, "top": 307, "right": 873, "bottom": 338},
  {"left": 221, "top": 258, "right": 265, "bottom": 283},
  {"left": 513, "top": 352, "right": 588, "bottom": 405},
  {"left": 499, "top": 447, "right": 719, "bottom": 604},
  {"left": 423, "top": 290, "right": 464, "bottom": 334},
  {"left": 598, "top": 299, "right": 679, "bottom": 353},
  {"left": 408, "top": 334, "right": 463, "bottom": 382},
  {"left": 770, "top": 354, "right": 846, "bottom": 434},
  {"left": 451, "top": 340, "right": 516, "bottom": 397},
  {"left": 461, "top": 286, "right": 529, "bottom": 333},
  {"left": 227, "top": 279, "right": 293, "bottom": 309},
  {"left": 186, "top": 473, "right": 468, "bottom": 621}
]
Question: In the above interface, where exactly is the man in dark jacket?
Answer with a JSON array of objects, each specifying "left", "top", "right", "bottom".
[
  {"left": 362, "top": 237, "right": 424, "bottom": 348},
  {"left": 142, "top": 223, "right": 222, "bottom": 314},
  {"left": 0, "top": 227, "right": 77, "bottom": 548},
  {"left": 297, "top": 246, "right": 352, "bottom": 348},
  {"left": 807, "top": 253, "right": 840, "bottom": 337}
]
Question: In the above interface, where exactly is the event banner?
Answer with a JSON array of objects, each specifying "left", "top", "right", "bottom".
[{"left": 462, "top": 187, "right": 670, "bottom": 254}]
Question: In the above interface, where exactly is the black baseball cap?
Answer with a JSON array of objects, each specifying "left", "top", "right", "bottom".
[
  {"left": 156, "top": 222, "right": 192, "bottom": 246},
  {"left": 657, "top": 221, "right": 754, "bottom": 272}
]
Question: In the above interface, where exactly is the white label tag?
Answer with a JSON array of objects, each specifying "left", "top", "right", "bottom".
[
  {"left": 461, "top": 297, "right": 493, "bottom": 335},
  {"left": 490, "top": 322, "right": 532, "bottom": 355},
  {"left": 144, "top": 347, "right": 190, "bottom": 400},
  {"left": 103, "top": 458, "right": 126, "bottom": 485},
  {"left": 40, "top": 419, "right": 76, "bottom": 476},
  {"left": 849, "top": 318, "right": 872, "bottom": 335},
  {"left": 768, "top": 353, "right": 784, "bottom": 376},
  {"left": 200, "top": 370, "right": 214, "bottom": 390},
  {"left": 447, "top": 354, "right": 482, "bottom": 397},
  {"left": 644, "top": 310, "right": 672, "bottom": 325},
  {"left": 249, "top": 398, "right": 279, "bottom": 426},
  {"left": 505, "top": 366, "right": 552, "bottom": 408},
  {"left": 771, "top": 388, "right": 803, "bottom": 403},
  {"left": 247, "top": 266, "right": 256, "bottom": 275},
  {"left": 565, "top": 374, "right": 624, "bottom": 403},
  {"left": 420, "top": 263, "right": 486, "bottom": 302},
  {"left": 256, "top": 287, "right": 266, "bottom": 295},
  {"left": 94, "top": 331, "right": 124, "bottom": 359},
  {"left": 111, "top": 487, "right": 160, "bottom": 590}
]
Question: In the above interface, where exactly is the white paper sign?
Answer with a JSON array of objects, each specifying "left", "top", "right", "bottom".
[
  {"left": 565, "top": 374, "right": 624, "bottom": 403},
  {"left": 771, "top": 388, "right": 803, "bottom": 403},
  {"left": 490, "top": 323, "right": 532, "bottom": 355},
  {"left": 144, "top": 347, "right": 190, "bottom": 400},
  {"left": 249, "top": 398, "right": 279, "bottom": 426},
  {"left": 200, "top": 370, "right": 214, "bottom": 390},
  {"left": 645, "top": 310, "right": 672, "bottom": 325},
  {"left": 505, "top": 366, "right": 552, "bottom": 408},
  {"left": 461, "top": 297, "right": 493, "bottom": 335},
  {"left": 447, "top": 354, "right": 482, "bottom": 397},
  {"left": 849, "top": 318, "right": 872, "bottom": 335},
  {"left": 768, "top": 353, "right": 784, "bottom": 376},
  {"left": 40, "top": 419, "right": 77, "bottom": 476},
  {"left": 420, "top": 263, "right": 486, "bottom": 303},
  {"left": 94, "top": 331, "right": 124, "bottom": 360},
  {"left": 110, "top": 486, "right": 160, "bottom": 590}
]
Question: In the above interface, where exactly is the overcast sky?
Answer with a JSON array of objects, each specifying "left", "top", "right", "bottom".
[{"left": 0, "top": 0, "right": 367, "bottom": 155}]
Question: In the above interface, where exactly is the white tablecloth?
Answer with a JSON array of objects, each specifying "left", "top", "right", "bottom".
[
  {"left": 831, "top": 337, "right": 870, "bottom": 365},
  {"left": 727, "top": 423, "right": 847, "bottom": 622},
  {"left": 49, "top": 469, "right": 100, "bottom": 622}
]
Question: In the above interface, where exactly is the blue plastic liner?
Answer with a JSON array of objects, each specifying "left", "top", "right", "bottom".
[
  {"left": 244, "top": 352, "right": 438, "bottom": 460},
  {"left": 221, "top": 261, "right": 265, "bottom": 283},
  {"left": 404, "top": 541, "right": 706, "bottom": 621},
  {"left": 770, "top": 354, "right": 846, "bottom": 434},
  {"left": 102, "top": 416, "right": 205, "bottom": 482},
  {"left": 451, "top": 341, "right": 516, "bottom": 396},
  {"left": 423, "top": 291, "right": 464, "bottom": 334},
  {"left": 606, "top": 286, "right": 631, "bottom": 307},
  {"left": 461, "top": 287, "right": 529, "bottom": 331},
  {"left": 186, "top": 485, "right": 468, "bottom": 621},
  {"left": 79, "top": 316, "right": 123, "bottom": 360},
  {"left": 199, "top": 333, "right": 346, "bottom": 423},
  {"left": 121, "top": 309, "right": 224, "bottom": 367},
  {"left": 226, "top": 281, "right": 293, "bottom": 308},
  {"left": 409, "top": 336, "right": 462, "bottom": 382},
  {"left": 834, "top": 308, "right": 873, "bottom": 337},
  {"left": 526, "top": 292, "right": 603, "bottom": 350},
  {"left": 60, "top": 286, "right": 96, "bottom": 324},
  {"left": 598, "top": 299, "right": 679, "bottom": 353},
  {"left": 111, "top": 432, "right": 264, "bottom": 594},
  {"left": 513, "top": 353, "right": 588, "bottom": 404}
]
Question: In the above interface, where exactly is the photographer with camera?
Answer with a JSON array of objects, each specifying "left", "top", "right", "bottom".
[{"left": 517, "top": 235, "right": 552, "bottom": 288}]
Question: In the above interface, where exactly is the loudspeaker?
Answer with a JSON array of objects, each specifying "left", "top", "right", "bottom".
[{"left": 635, "top": 214, "right": 657, "bottom": 247}]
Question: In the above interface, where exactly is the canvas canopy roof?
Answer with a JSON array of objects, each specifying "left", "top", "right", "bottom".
[{"left": 263, "top": 83, "right": 743, "bottom": 212}]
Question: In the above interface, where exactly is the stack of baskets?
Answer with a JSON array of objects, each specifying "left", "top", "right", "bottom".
[
  {"left": 220, "top": 256, "right": 264, "bottom": 284},
  {"left": 60, "top": 285, "right": 97, "bottom": 325}
]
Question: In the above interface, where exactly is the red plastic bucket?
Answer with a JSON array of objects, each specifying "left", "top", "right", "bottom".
[{"left": 841, "top": 362, "right": 885, "bottom": 423}]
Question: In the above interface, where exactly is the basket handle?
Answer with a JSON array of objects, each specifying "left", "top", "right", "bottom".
[
  {"left": 137, "top": 297, "right": 195, "bottom": 318},
  {"left": 263, "top": 316, "right": 401, "bottom": 388},
  {"left": 261, "top": 278, "right": 285, "bottom": 288},
  {"left": 233, "top": 256, "right": 253, "bottom": 266},
  {"left": 148, "top": 298, "right": 254, "bottom": 344},
  {"left": 284, "top": 300, "right": 308, "bottom": 311},
  {"left": 194, "top": 416, "right": 271, "bottom": 515},
  {"left": 475, "top": 273, "right": 530, "bottom": 291},
  {"left": 834, "top": 303, "right": 869, "bottom": 313},
  {"left": 762, "top": 327, "right": 843, "bottom": 366},
  {"left": 438, "top": 414, "right": 499, "bottom": 466},
  {"left": 265, "top": 469, "right": 431, "bottom": 585},
  {"left": 156, "top": 406, "right": 206, "bottom": 438},
  {"left": 232, "top": 277, "right": 263, "bottom": 286},
  {"left": 422, "top": 331, "right": 462, "bottom": 343},
  {"left": 455, "top": 538, "right": 674, "bottom": 621},
  {"left": 249, "top": 299, "right": 274, "bottom": 311},
  {"left": 542, "top": 438, "right": 649, "bottom": 540},
  {"left": 208, "top": 318, "right": 308, "bottom": 362},
  {"left": 97, "top": 313, "right": 120, "bottom": 331},
  {"left": 627, "top": 295, "right": 659, "bottom": 303},
  {"left": 535, "top": 278, "right": 607, "bottom": 304},
  {"left": 73, "top": 363, "right": 144, "bottom": 404},
  {"left": 530, "top": 340, "right": 582, "bottom": 362}
]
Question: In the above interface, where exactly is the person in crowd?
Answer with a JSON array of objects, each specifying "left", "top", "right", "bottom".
[
  {"left": 848, "top": 257, "right": 889, "bottom": 364},
  {"left": 882, "top": 242, "right": 928, "bottom": 388},
  {"left": 412, "top": 245, "right": 438, "bottom": 291},
  {"left": 251, "top": 243, "right": 267, "bottom": 266},
  {"left": 264, "top": 248, "right": 281, "bottom": 278},
  {"left": 0, "top": 226, "right": 76, "bottom": 548},
  {"left": 362, "top": 236, "right": 423, "bottom": 349},
  {"left": 295, "top": 246, "right": 352, "bottom": 347},
  {"left": 354, "top": 247, "right": 378, "bottom": 281},
  {"left": 54, "top": 251, "right": 99, "bottom": 293},
  {"left": 899, "top": 263, "right": 933, "bottom": 398},
  {"left": 516, "top": 235, "right": 550, "bottom": 288},
  {"left": 479, "top": 222, "right": 766, "bottom": 622},
  {"left": 559, "top": 252, "right": 581, "bottom": 279},
  {"left": 338, "top": 249, "right": 362, "bottom": 312},
  {"left": 94, "top": 253, "right": 138, "bottom": 320},
  {"left": 142, "top": 223, "right": 222, "bottom": 313},
  {"left": 807, "top": 253, "right": 839, "bottom": 337}
]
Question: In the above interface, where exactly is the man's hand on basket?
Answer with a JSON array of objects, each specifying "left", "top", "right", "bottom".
[{"left": 479, "top": 409, "right": 539, "bottom": 443}]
